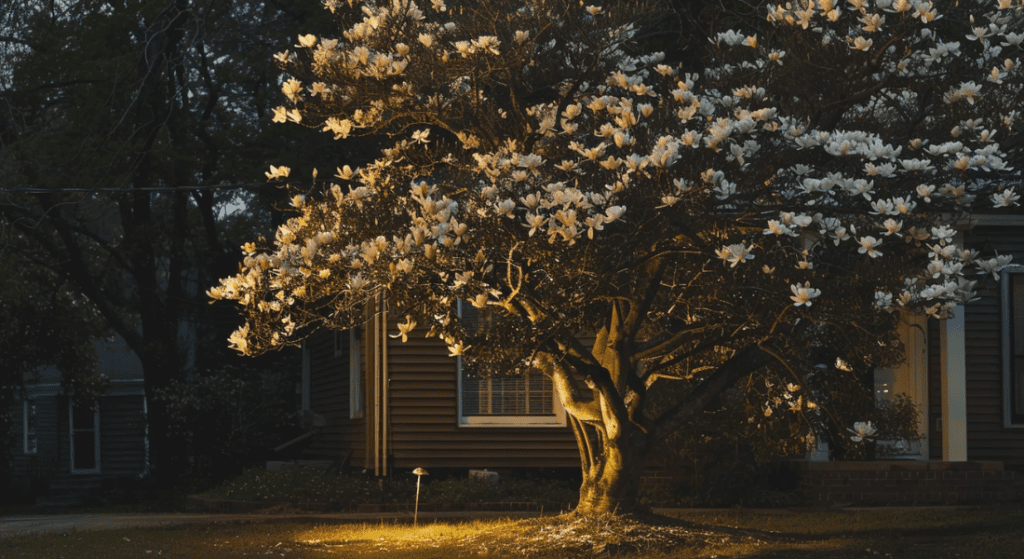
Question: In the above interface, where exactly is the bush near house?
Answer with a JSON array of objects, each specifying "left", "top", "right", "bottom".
[{"left": 197, "top": 466, "right": 579, "bottom": 509}]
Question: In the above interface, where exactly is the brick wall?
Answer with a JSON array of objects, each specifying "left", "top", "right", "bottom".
[{"left": 790, "top": 461, "right": 1024, "bottom": 506}]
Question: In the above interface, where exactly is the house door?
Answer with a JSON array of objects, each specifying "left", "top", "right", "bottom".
[{"left": 874, "top": 312, "right": 929, "bottom": 459}]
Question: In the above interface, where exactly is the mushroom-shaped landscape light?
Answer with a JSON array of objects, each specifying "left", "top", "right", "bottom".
[{"left": 413, "top": 467, "right": 429, "bottom": 525}]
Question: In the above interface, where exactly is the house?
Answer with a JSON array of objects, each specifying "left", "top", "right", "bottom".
[
  {"left": 928, "top": 214, "right": 1024, "bottom": 465},
  {"left": 6, "top": 335, "right": 148, "bottom": 505},
  {"left": 867, "top": 213, "right": 1024, "bottom": 465},
  {"left": 293, "top": 296, "right": 577, "bottom": 478},
  {"left": 796, "top": 214, "right": 1024, "bottom": 505},
  {"left": 295, "top": 216, "right": 1024, "bottom": 499}
]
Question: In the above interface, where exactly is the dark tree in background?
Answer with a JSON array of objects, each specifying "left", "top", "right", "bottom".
[
  {"left": 0, "top": 226, "right": 107, "bottom": 487},
  {"left": 0, "top": 0, "right": 372, "bottom": 485}
]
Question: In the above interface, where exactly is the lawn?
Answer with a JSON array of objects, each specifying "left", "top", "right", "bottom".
[{"left": 2, "top": 507, "right": 1022, "bottom": 558}]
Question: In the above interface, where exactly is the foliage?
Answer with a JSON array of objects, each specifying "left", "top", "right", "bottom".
[
  {"left": 0, "top": 0, "right": 344, "bottom": 482},
  {"left": 155, "top": 353, "right": 301, "bottom": 480},
  {"left": 0, "top": 237, "right": 104, "bottom": 391},
  {"left": 420, "top": 476, "right": 578, "bottom": 507},
  {"left": 200, "top": 465, "right": 578, "bottom": 508},
  {"left": 0, "top": 227, "right": 107, "bottom": 475},
  {"left": 213, "top": 0, "right": 1023, "bottom": 513},
  {"left": 201, "top": 466, "right": 399, "bottom": 505},
  {"left": 643, "top": 397, "right": 802, "bottom": 507}
]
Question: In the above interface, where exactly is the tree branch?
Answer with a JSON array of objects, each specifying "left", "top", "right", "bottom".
[
  {"left": 621, "top": 255, "right": 667, "bottom": 342},
  {"left": 537, "top": 351, "right": 602, "bottom": 424},
  {"left": 649, "top": 344, "right": 772, "bottom": 442}
]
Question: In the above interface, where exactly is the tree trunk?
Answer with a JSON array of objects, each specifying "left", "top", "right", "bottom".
[{"left": 571, "top": 417, "right": 649, "bottom": 516}]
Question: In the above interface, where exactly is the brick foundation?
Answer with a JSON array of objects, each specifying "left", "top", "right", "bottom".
[{"left": 788, "top": 460, "right": 1024, "bottom": 506}]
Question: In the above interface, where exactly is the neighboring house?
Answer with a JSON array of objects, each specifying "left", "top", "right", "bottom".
[
  {"left": 298, "top": 216, "right": 1024, "bottom": 481},
  {"left": 7, "top": 335, "right": 148, "bottom": 505}
]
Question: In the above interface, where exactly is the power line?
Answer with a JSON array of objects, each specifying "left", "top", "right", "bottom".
[{"left": 3, "top": 181, "right": 292, "bottom": 194}]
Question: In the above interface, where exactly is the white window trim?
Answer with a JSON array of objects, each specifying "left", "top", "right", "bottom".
[
  {"left": 69, "top": 400, "right": 101, "bottom": 474},
  {"left": 1002, "top": 265, "right": 1024, "bottom": 428},
  {"left": 456, "top": 299, "right": 566, "bottom": 428},
  {"left": 350, "top": 328, "right": 365, "bottom": 419},
  {"left": 23, "top": 399, "right": 38, "bottom": 455}
]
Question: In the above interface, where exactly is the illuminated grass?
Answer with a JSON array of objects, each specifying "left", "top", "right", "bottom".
[{"left": 2, "top": 508, "right": 1023, "bottom": 558}]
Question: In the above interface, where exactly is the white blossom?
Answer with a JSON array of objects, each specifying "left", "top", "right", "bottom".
[
  {"left": 977, "top": 255, "right": 1014, "bottom": 280},
  {"left": 391, "top": 317, "right": 417, "bottom": 342},
  {"left": 265, "top": 165, "right": 291, "bottom": 180},
  {"left": 858, "top": 236, "right": 883, "bottom": 258},
  {"left": 848, "top": 421, "right": 877, "bottom": 442},
  {"left": 790, "top": 282, "right": 821, "bottom": 307},
  {"left": 991, "top": 188, "right": 1020, "bottom": 207},
  {"left": 716, "top": 243, "right": 755, "bottom": 267}
]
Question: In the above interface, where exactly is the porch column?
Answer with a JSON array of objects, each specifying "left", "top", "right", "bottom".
[{"left": 940, "top": 306, "right": 967, "bottom": 461}]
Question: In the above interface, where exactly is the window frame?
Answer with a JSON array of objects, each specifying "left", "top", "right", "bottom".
[
  {"left": 69, "top": 400, "right": 101, "bottom": 474},
  {"left": 1003, "top": 265, "right": 1024, "bottom": 428},
  {"left": 23, "top": 399, "right": 38, "bottom": 455},
  {"left": 455, "top": 300, "right": 566, "bottom": 428}
]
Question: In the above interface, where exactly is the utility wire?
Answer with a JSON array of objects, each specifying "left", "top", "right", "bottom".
[{"left": 3, "top": 182, "right": 292, "bottom": 194}]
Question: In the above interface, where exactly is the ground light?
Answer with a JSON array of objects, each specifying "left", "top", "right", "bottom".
[{"left": 412, "top": 467, "right": 428, "bottom": 526}]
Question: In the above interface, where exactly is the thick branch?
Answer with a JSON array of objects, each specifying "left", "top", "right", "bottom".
[
  {"left": 621, "top": 255, "right": 667, "bottom": 342},
  {"left": 537, "top": 352, "right": 602, "bottom": 423},
  {"left": 641, "top": 332, "right": 730, "bottom": 379},
  {"left": 632, "top": 319, "right": 710, "bottom": 363},
  {"left": 649, "top": 344, "right": 772, "bottom": 442}
]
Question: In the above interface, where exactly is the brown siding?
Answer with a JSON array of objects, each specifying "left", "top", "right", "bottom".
[
  {"left": 303, "top": 329, "right": 366, "bottom": 468},
  {"left": 385, "top": 327, "right": 578, "bottom": 471},
  {"left": 962, "top": 226, "right": 1024, "bottom": 465}
]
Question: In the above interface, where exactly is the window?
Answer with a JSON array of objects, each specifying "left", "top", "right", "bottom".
[
  {"left": 349, "top": 327, "right": 364, "bottom": 419},
  {"left": 457, "top": 301, "right": 565, "bottom": 427},
  {"left": 1004, "top": 267, "right": 1024, "bottom": 427},
  {"left": 70, "top": 401, "right": 100, "bottom": 474},
  {"left": 23, "top": 399, "right": 38, "bottom": 455},
  {"left": 462, "top": 370, "right": 555, "bottom": 415}
]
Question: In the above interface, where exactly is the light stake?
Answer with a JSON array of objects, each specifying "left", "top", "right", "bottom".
[{"left": 412, "top": 467, "right": 428, "bottom": 526}]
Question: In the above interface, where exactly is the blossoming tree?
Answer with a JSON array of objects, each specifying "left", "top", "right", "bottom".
[{"left": 211, "top": 0, "right": 1023, "bottom": 515}]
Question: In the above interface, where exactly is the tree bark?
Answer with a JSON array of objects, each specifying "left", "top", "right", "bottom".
[
  {"left": 571, "top": 417, "right": 650, "bottom": 516},
  {"left": 558, "top": 344, "right": 775, "bottom": 517}
]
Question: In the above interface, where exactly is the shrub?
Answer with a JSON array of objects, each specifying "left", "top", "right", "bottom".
[
  {"left": 201, "top": 466, "right": 579, "bottom": 508},
  {"left": 421, "top": 476, "right": 578, "bottom": 506}
]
